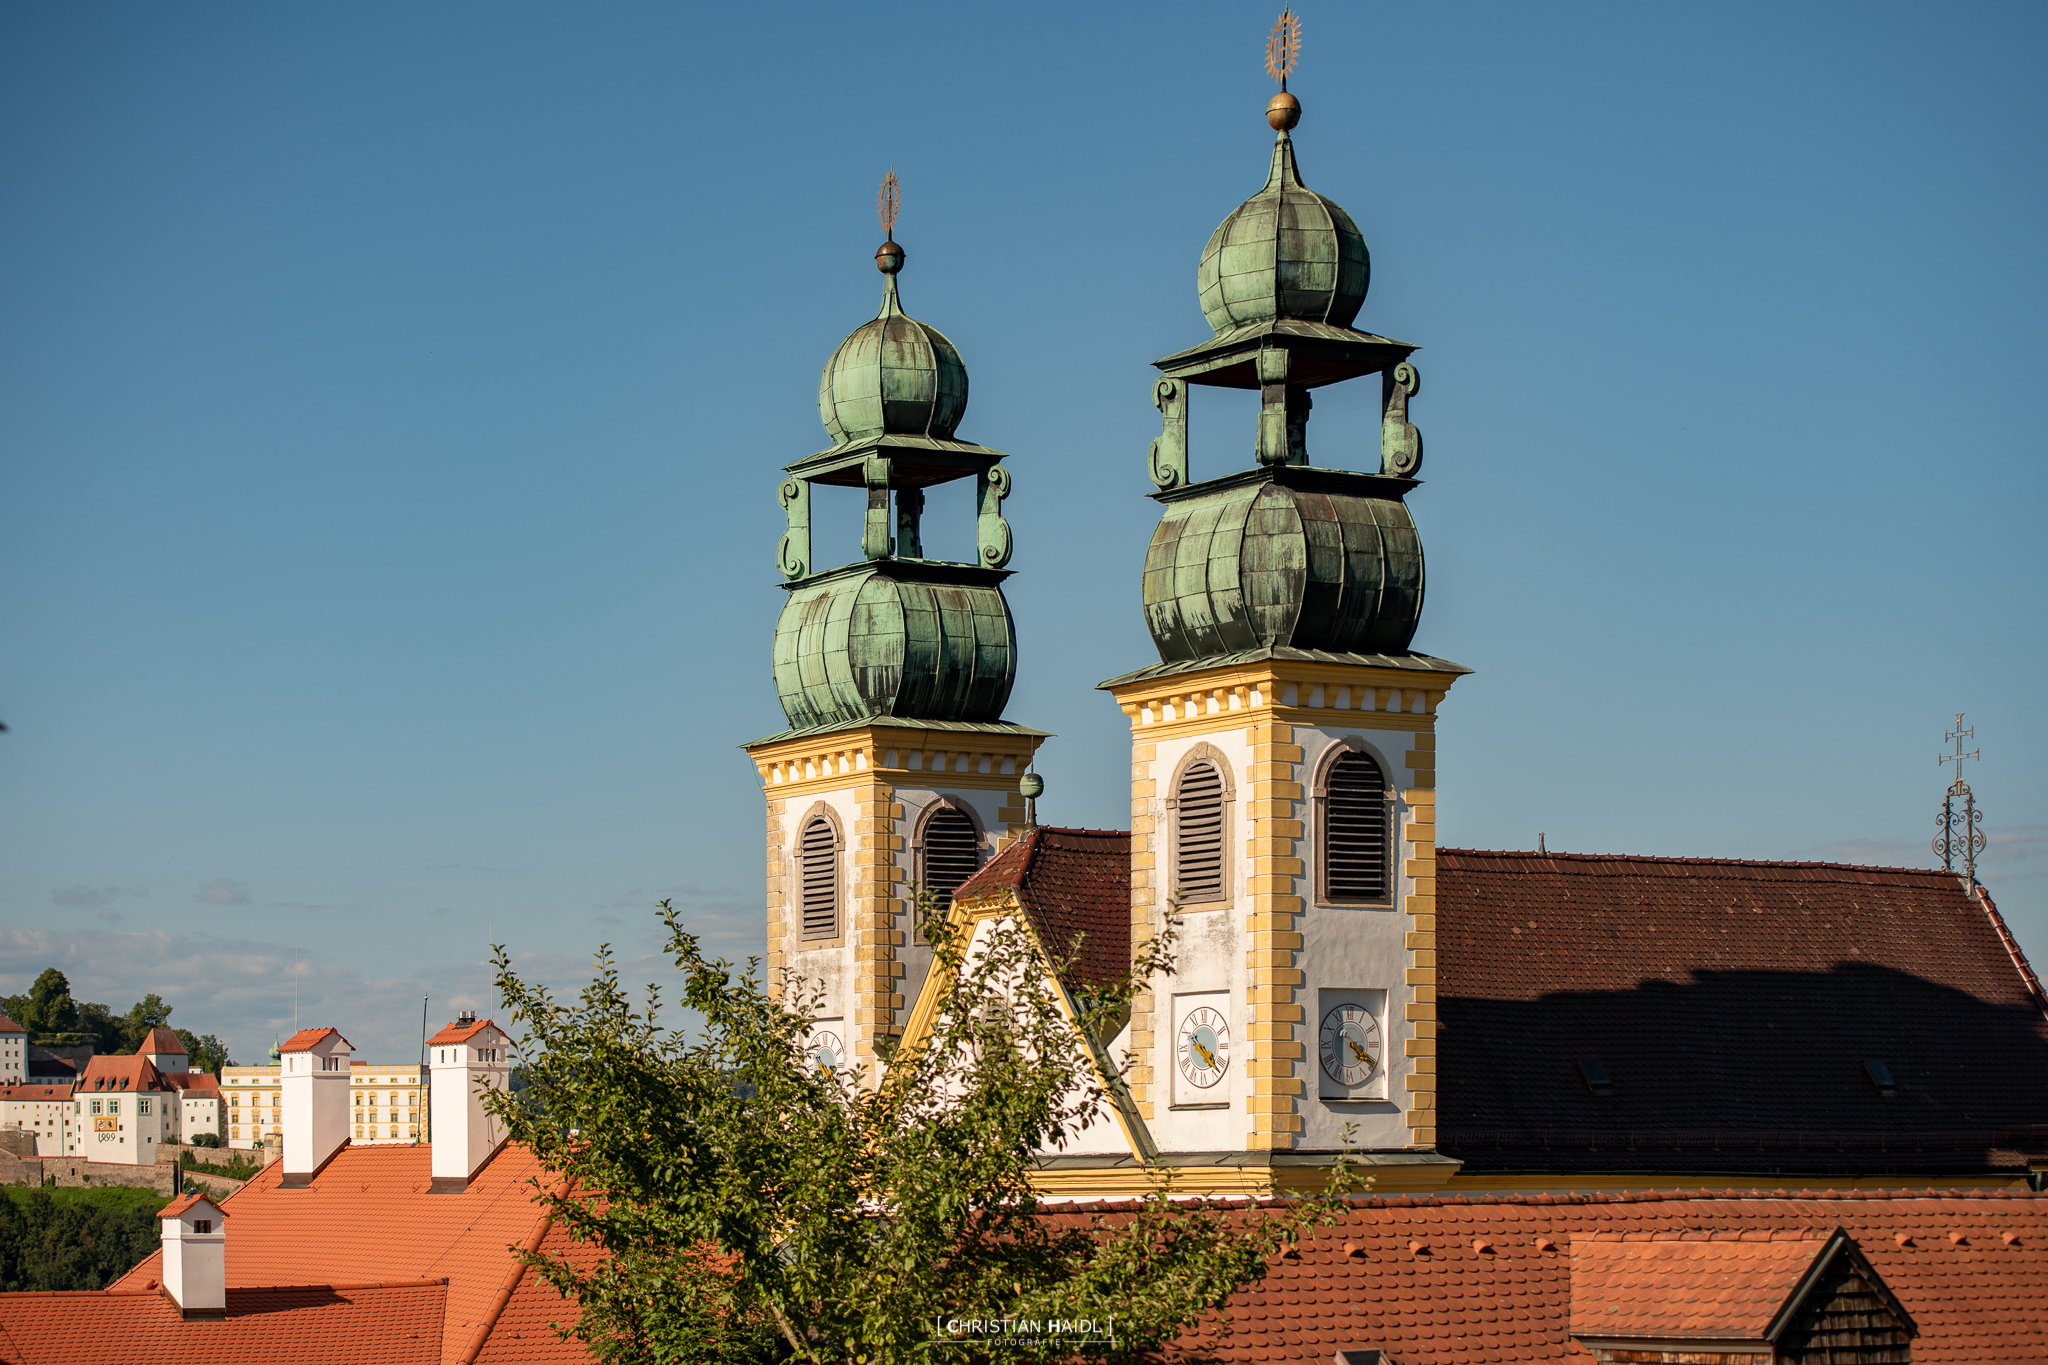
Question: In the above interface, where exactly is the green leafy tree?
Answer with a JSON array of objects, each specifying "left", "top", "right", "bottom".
[
  {"left": 486, "top": 900, "right": 1362, "bottom": 1365},
  {"left": 23, "top": 969, "right": 77, "bottom": 1038},
  {"left": 0, "top": 1189, "right": 167, "bottom": 1291},
  {"left": 120, "top": 993, "right": 174, "bottom": 1052}
]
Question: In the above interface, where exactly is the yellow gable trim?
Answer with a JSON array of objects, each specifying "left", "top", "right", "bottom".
[{"left": 893, "top": 888, "right": 1157, "bottom": 1165}]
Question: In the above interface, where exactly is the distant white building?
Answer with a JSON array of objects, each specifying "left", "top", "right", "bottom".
[
  {"left": 0, "top": 1027, "right": 222, "bottom": 1161},
  {"left": 0, "top": 1013, "right": 24, "bottom": 1085}
]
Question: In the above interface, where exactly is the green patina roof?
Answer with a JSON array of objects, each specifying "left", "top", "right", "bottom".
[
  {"left": 817, "top": 271, "right": 968, "bottom": 445},
  {"left": 742, "top": 716, "right": 1052, "bottom": 750},
  {"left": 772, "top": 559, "right": 1016, "bottom": 732},
  {"left": 1097, "top": 647, "right": 1471, "bottom": 691},
  {"left": 1197, "top": 132, "right": 1369, "bottom": 335},
  {"left": 1140, "top": 466, "right": 1425, "bottom": 664}
]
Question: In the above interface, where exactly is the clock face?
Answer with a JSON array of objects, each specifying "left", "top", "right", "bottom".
[
  {"left": 1177, "top": 1007, "right": 1230, "bottom": 1089},
  {"left": 1319, "top": 1004, "right": 1381, "bottom": 1087},
  {"left": 811, "top": 1031, "right": 843, "bottom": 1073}
]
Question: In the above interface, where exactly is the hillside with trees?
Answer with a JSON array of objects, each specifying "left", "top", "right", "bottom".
[{"left": 2, "top": 969, "right": 233, "bottom": 1074}]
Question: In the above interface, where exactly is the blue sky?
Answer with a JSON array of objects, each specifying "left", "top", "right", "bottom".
[{"left": 2, "top": 2, "right": 2043, "bottom": 1064}]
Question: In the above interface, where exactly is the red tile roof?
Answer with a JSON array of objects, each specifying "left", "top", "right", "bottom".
[
  {"left": 0, "top": 1280, "right": 447, "bottom": 1364},
  {"left": 156, "top": 1191, "right": 226, "bottom": 1222},
  {"left": 278, "top": 1027, "right": 351, "bottom": 1054},
  {"left": 955, "top": 827, "right": 1131, "bottom": 989},
  {"left": 75, "top": 1055, "right": 171, "bottom": 1094},
  {"left": 137, "top": 1027, "right": 186, "bottom": 1056},
  {"left": 165, "top": 1071, "right": 220, "bottom": 1098},
  {"left": 1569, "top": 1233, "right": 1831, "bottom": 1340},
  {"left": 1127, "top": 1188, "right": 2048, "bottom": 1364},
  {"left": 0, "top": 1084, "right": 76, "bottom": 1102},
  {"left": 427, "top": 1019, "right": 501, "bottom": 1047},
  {"left": 109, "top": 1143, "right": 574, "bottom": 1365},
  {"left": 0, "top": 1014, "right": 22, "bottom": 1035},
  {"left": 1435, "top": 850, "right": 2048, "bottom": 1174}
]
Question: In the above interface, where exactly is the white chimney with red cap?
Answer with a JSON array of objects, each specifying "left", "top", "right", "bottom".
[
  {"left": 158, "top": 1191, "right": 227, "bottom": 1318},
  {"left": 277, "top": 1027, "right": 352, "bottom": 1186},
  {"left": 428, "top": 1011, "right": 511, "bottom": 1191}
]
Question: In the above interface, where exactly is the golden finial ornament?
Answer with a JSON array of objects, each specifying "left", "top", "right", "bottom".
[
  {"left": 874, "top": 168, "right": 904, "bottom": 274},
  {"left": 1265, "top": 8, "right": 1302, "bottom": 130}
]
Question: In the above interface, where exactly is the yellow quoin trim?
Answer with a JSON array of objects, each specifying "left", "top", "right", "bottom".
[
  {"left": 745, "top": 723, "right": 1048, "bottom": 1073},
  {"left": 1107, "top": 657, "right": 1465, "bottom": 1157}
]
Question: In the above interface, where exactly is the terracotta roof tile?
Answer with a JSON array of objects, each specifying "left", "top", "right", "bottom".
[
  {"left": 427, "top": 1019, "right": 503, "bottom": 1047},
  {"left": 156, "top": 1191, "right": 226, "bottom": 1221},
  {"left": 0, "top": 1013, "right": 23, "bottom": 1035},
  {"left": 108, "top": 1143, "right": 574, "bottom": 1365},
  {"left": 0, "top": 1280, "right": 447, "bottom": 1364},
  {"left": 1123, "top": 1189, "right": 2048, "bottom": 1365},
  {"left": 956, "top": 827, "right": 1130, "bottom": 990},
  {"left": 278, "top": 1027, "right": 351, "bottom": 1053},
  {"left": 137, "top": 1027, "right": 186, "bottom": 1056},
  {"left": 75, "top": 1055, "right": 171, "bottom": 1093},
  {"left": 1435, "top": 850, "right": 2048, "bottom": 1174},
  {"left": 1568, "top": 1235, "right": 1827, "bottom": 1338}
]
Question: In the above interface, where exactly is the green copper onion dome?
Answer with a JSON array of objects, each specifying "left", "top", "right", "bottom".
[
  {"left": 773, "top": 561, "right": 1016, "bottom": 731},
  {"left": 817, "top": 242, "right": 969, "bottom": 445},
  {"left": 1196, "top": 129, "right": 1369, "bottom": 333}
]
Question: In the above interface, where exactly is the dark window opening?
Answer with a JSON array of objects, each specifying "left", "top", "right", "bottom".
[
  {"left": 799, "top": 816, "right": 840, "bottom": 941},
  {"left": 1175, "top": 761, "right": 1226, "bottom": 903},
  {"left": 1323, "top": 750, "right": 1388, "bottom": 902}
]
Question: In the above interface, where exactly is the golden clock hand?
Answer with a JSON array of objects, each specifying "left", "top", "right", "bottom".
[
  {"left": 1194, "top": 1042, "right": 1218, "bottom": 1069},
  {"left": 1347, "top": 1040, "right": 1370, "bottom": 1064}
]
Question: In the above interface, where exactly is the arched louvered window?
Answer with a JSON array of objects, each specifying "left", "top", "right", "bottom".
[
  {"left": 920, "top": 804, "right": 982, "bottom": 904},
  {"left": 1174, "top": 759, "right": 1228, "bottom": 904},
  {"left": 798, "top": 815, "right": 840, "bottom": 941},
  {"left": 1321, "top": 749, "right": 1389, "bottom": 903}
]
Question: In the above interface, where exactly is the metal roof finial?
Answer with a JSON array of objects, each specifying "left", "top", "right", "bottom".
[
  {"left": 874, "top": 168, "right": 904, "bottom": 275},
  {"left": 1265, "top": 9, "right": 1302, "bottom": 130},
  {"left": 1934, "top": 714, "right": 1988, "bottom": 883}
]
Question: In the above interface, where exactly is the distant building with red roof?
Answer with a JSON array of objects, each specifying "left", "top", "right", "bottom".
[{"left": 0, "top": 1016, "right": 585, "bottom": 1363}]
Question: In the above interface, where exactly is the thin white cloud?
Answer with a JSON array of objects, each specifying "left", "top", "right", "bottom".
[
  {"left": 1984, "top": 822, "right": 2047, "bottom": 866},
  {"left": 194, "top": 878, "right": 251, "bottom": 905}
]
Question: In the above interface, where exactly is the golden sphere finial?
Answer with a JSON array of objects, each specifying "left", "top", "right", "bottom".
[{"left": 1266, "top": 91, "right": 1300, "bottom": 131}]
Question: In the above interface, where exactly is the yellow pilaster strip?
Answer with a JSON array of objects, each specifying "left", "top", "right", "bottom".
[
  {"left": 1403, "top": 782, "right": 1438, "bottom": 1148},
  {"left": 852, "top": 781, "right": 903, "bottom": 1072},
  {"left": 764, "top": 797, "right": 788, "bottom": 993},
  {"left": 1126, "top": 724, "right": 1158, "bottom": 1120},
  {"left": 1246, "top": 719, "right": 1304, "bottom": 1151}
]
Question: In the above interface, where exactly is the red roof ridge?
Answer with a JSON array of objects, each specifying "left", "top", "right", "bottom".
[
  {"left": 454, "top": 1184, "right": 566, "bottom": 1365},
  {"left": 0, "top": 1013, "right": 23, "bottom": 1034},
  {"left": 426, "top": 1017, "right": 503, "bottom": 1046},
  {"left": 1972, "top": 883, "right": 2048, "bottom": 1014},
  {"left": 1437, "top": 846, "right": 1962, "bottom": 879},
  {"left": 278, "top": 1026, "right": 351, "bottom": 1053}
]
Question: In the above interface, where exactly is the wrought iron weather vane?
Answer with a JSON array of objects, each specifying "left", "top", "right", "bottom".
[{"left": 1934, "top": 713, "right": 1987, "bottom": 883}]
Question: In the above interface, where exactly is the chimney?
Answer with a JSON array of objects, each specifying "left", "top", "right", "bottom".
[
  {"left": 427, "top": 1014, "right": 511, "bottom": 1192},
  {"left": 158, "top": 1192, "right": 227, "bottom": 1318},
  {"left": 278, "top": 1027, "right": 353, "bottom": 1187}
]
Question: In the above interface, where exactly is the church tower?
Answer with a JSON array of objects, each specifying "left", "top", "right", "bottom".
[
  {"left": 744, "top": 183, "right": 1047, "bottom": 1077},
  {"left": 1098, "top": 48, "right": 1470, "bottom": 1177}
]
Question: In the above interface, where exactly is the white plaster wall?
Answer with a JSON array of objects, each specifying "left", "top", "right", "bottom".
[
  {"left": 162, "top": 1212, "right": 226, "bottom": 1312},
  {"left": 1141, "top": 727, "right": 1255, "bottom": 1154},
  {"left": 430, "top": 1027, "right": 509, "bottom": 1181},
  {"left": 778, "top": 784, "right": 865, "bottom": 1052},
  {"left": 283, "top": 1046, "right": 350, "bottom": 1176},
  {"left": 891, "top": 785, "right": 1010, "bottom": 1027},
  {"left": 1293, "top": 720, "right": 1424, "bottom": 1151}
]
